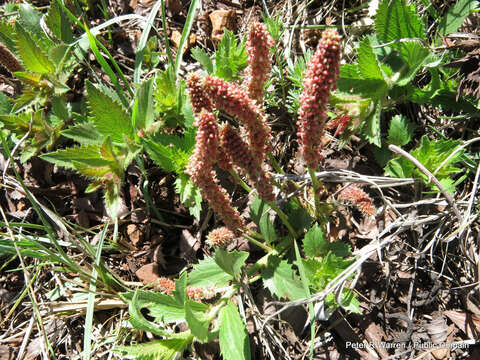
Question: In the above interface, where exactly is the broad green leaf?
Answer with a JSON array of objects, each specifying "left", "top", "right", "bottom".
[
  {"left": 72, "top": 161, "right": 111, "bottom": 178},
  {"left": 125, "top": 290, "right": 169, "bottom": 336},
  {"left": 0, "top": 21, "right": 16, "bottom": 53},
  {"left": 214, "top": 249, "right": 249, "bottom": 279},
  {"left": 284, "top": 200, "right": 312, "bottom": 234},
  {"left": 303, "top": 224, "right": 350, "bottom": 259},
  {"left": 132, "top": 77, "right": 155, "bottom": 131},
  {"left": 360, "top": 99, "right": 382, "bottom": 146},
  {"left": 215, "top": 30, "right": 248, "bottom": 80},
  {"left": 114, "top": 336, "right": 193, "bottom": 360},
  {"left": 15, "top": 23, "right": 54, "bottom": 74},
  {"left": 191, "top": 47, "right": 214, "bottom": 74},
  {"left": 188, "top": 256, "right": 233, "bottom": 287},
  {"left": 45, "top": 0, "right": 73, "bottom": 43},
  {"left": 249, "top": 197, "right": 271, "bottom": 227},
  {"left": 338, "top": 64, "right": 388, "bottom": 97},
  {"left": 18, "top": 4, "right": 51, "bottom": 47},
  {"left": 86, "top": 81, "right": 132, "bottom": 143},
  {"left": 375, "top": 0, "right": 426, "bottom": 43},
  {"left": 358, "top": 37, "right": 386, "bottom": 81},
  {"left": 175, "top": 174, "right": 202, "bottom": 220},
  {"left": 262, "top": 256, "right": 305, "bottom": 301},
  {"left": 104, "top": 181, "right": 122, "bottom": 219},
  {"left": 219, "top": 301, "right": 251, "bottom": 360},
  {"left": 40, "top": 145, "right": 109, "bottom": 169},
  {"left": 394, "top": 42, "right": 432, "bottom": 86},
  {"left": 0, "top": 92, "right": 12, "bottom": 114},
  {"left": 173, "top": 272, "right": 187, "bottom": 306},
  {"left": 61, "top": 123, "right": 104, "bottom": 145},
  {"left": 185, "top": 299, "right": 211, "bottom": 342},
  {"left": 387, "top": 115, "right": 415, "bottom": 146},
  {"left": 437, "top": 0, "right": 479, "bottom": 37}
]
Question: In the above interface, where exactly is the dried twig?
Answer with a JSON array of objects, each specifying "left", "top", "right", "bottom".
[{"left": 388, "top": 144, "right": 463, "bottom": 223}]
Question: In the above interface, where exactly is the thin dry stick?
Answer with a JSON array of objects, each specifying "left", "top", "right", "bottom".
[{"left": 388, "top": 144, "right": 463, "bottom": 223}]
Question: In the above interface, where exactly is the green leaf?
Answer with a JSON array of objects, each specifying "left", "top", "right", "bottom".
[
  {"left": 132, "top": 78, "right": 155, "bottom": 131},
  {"left": 394, "top": 42, "right": 432, "bottom": 86},
  {"left": 215, "top": 30, "right": 248, "bottom": 80},
  {"left": 360, "top": 99, "right": 382, "bottom": 146},
  {"left": 125, "top": 290, "right": 169, "bottom": 336},
  {"left": 437, "top": 0, "right": 479, "bottom": 37},
  {"left": 387, "top": 114, "right": 415, "bottom": 146},
  {"left": 86, "top": 81, "right": 132, "bottom": 143},
  {"left": 191, "top": 47, "right": 214, "bottom": 74},
  {"left": 18, "top": 3, "right": 51, "bottom": 47},
  {"left": 61, "top": 122, "right": 104, "bottom": 145},
  {"left": 104, "top": 181, "right": 122, "bottom": 219},
  {"left": 303, "top": 224, "right": 350, "bottom": 259},
  {"left": 358, "top": 37, "right": 386, "bottom": 81},
  {"left": 262, "top": 256, "right": 305, "bottom": 301},
  {"left": 385, "top": 135, "right": 465, "bottom": 193},
  {"left": 214, "top": 249, "right": 249, "bottom": 279},
  {"left": 175, "top": 174, "right": 202, "bottom": 220},
  {"left": 45, "top": 0, "right": 73, "bottom": 43},
  {"left": 15, "top": 23, "right": 55, "bottom": 74},
  {"left": 338, "top": 64, "right": 388, "bottom": 97},
  {"left": 0, "top": 92, "right": 12, "bottom": 114},
  {"left": 375, "top": 0, "right": 426, "bottom": 43},
  {"left": 219, "top": 301, "right": 251, "bottom": 360},
  {"left": 284, "top": 200, "right": 312, "bottom": 234},
  {"left": 40, "top": 145, "right": 109, "bottom": 169},
  {"left": 115, "top": 336, "right": 193, "bottom": 360},
  {"left": 188, "top": 256, "right": 233, "bottom": 287},
  {"left": 185, "top": 299, "right": 211, "bottom": 342}
]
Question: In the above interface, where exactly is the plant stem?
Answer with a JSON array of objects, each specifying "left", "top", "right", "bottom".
[
  {"left": 308, "top": 167, "right": 322, "bottom": 219},
  {"left": 229, "top": 170, "right": 252, "bottom": 193},
  {"left": 242, "top": 232, "right": 273, "bottom": 252},
  {"left": 268, "top": 202, "right": 297, "bottom": 238}
]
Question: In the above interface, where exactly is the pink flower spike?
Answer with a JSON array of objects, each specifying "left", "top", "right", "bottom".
[
  {"left": 202, "top": 75, "right": 271, "bottom": 163},
  {"left": 244, "top": 22, "right": 274, "bottom": 104},
  {"left": 339, "top": 185, "right": 375, "bottom": 217},
  {"left": 297, "top": 29, "right": 341, "bottom": 169},
  {"left": 187, "top": 72, "right": 213, "bottom": 115}
]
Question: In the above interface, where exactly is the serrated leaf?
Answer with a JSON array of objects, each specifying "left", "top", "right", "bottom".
[
  {"left": 175, "top": 174, "right": 202, "bottom": 220},
  {"left": 173, "top": 272, "right": 187, "bottom": 306},
  {"left": 284, "top": 200, "right": 312, "bottom": 234},
  {"left": 0, "top": 92, "right": 12, "bottom": 115},
  {"left": 358, "top": 37, "right": 386, "bottom": 81},
  {"left": 219, "top": 301, "right": 251, "bottom": 360},
  {"left": 18, "top": 3, "right": 51, "bottom": 47},
  {"left": 40, "top": 145, "right": 109, "bottom": 169},
  {"left": 115, "top": 337, "right": 192, "bottom": 360},
  {"left": 215, "top": 30, "right": 248, "bottom": 80},
  {"left": 188, "top": 256, "right": 233, "bottom": 287},
  {"left": 387, "top": 114, "right": 415, "bottom": 146},
  {"left": 437, "top": 0, "right": 479, "bottom": 37},
  {"left": 394, "top": 42, "right": 432, "bottom": 86},
  {"left": 303, "top": 224, "right": 350, "bottom": 258},
  {"left": 185, "top": 299, "right": 211, "bottom": 342},
  {"left": 375, "top": 0, "right": 426, "bottom": 43},
  {"left": 360, "top": 99, "right": 382, "bottom": 146},
  {"left": 44, "top": 0, "right": 73, "bottom": 43},
  {"left": 15, "top": 23, "right": 55, "bottom": 74},
  {"left": 143, "top": 140, "right": 177, "bottom": 173},
  {"left": 191, "top": 47, "right": 214, "bottom": 74},
  {"left": 262, "top": 256, "right": 305, "bottom": 301},
  {"left": 61, "top": 122, "right": 104, "bottom": 145},
  {"left": 132, "top": 77, "right": 154, "bottom": 131},
  {"left": 0, "top": 21, "right": 16, "bottom": 52},
  {"left": 338, "top": 64, "right": 388, "bottom": 97},
  {"left": 214, "top": 249, "right": 249, "bottom": 279},
  {"left": 86, "top": 81, "right": 132, "bottom": 142}
]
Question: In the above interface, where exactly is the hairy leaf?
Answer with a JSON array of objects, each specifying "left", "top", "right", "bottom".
[
  {"left": 15, "top": 23, "right": 54, "bottom": 74},
  {"left": 303, "top": 224, "right": 350, "bottom": 259},
  {"left": 86, "top": 81, "right": 132, "bottom": 143},
  {"left": 40, "top": 145, "right": 109, "bottom": 169},
  {"left": 437, "top": 0, "right": 479, "bottom": 37},
  {"left": 185, "top": 300, "right": 211, "bottom": 342},
  {"left": 214, "top": 249, "right": 249, "bottom": 279},
  {"left": 115, "top": 336, "right": 192, "bottom": 360},
  {"left": 215, "top": 30, "right": 248, "bottom": 80},
  {"left": 174, "top": 174, "right": 202, "bottom": 220},
  {"left": 61, "top": 122, "right": 104, "bottom": 145},
  {"left": 358, "top": 37, "right": 386, "bottom": 81},
  {"left": 262, "top": 256, "right": 305, "bottom": 301},
  {"left": 188, "top": 256, "right": 233, "bottom": 287},
  {"left": 219, "top": 301, "right": 251, "bottom": 360},
  {"left": 45, "top": 0, "right": 73, "bottom": 43},
  {"left": 191, "top": 47, "right": 214, "bottom": 74},
  {"left": 387, "top": 114, "right": 415, "bottom": 146},
  {"left": 132, "top": 77, "right": 155, "bottom": 131}
]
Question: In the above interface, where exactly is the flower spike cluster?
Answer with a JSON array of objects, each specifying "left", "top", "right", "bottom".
[
  {"left": 185, "top": 109, "right": 244, "bottom": 233},
  {"left": 202, "top": 75, "right": 271, "bottom": 163},
  {"left": 219, "top": 124, "right": 274, "bottom": 201},
  {"left": 244, "top": 22, "right": 274, "bottom": 103},
  {"left": 339, "top": 185, "right": 375, "bottom": 217},
  {"left": 297, "top": 29, "right": 341, "bottom": 169}
]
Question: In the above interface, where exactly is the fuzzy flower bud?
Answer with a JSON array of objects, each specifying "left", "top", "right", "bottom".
[
  {"left": 186, "top": 110, "right": 244, "bottom": 233},
  {"left": 187, "top": 72, "right": 213, "bottom": 115},
  {"left": 0, "top": 43, "right": 21, "bottom": 73},
  {"left": 297, "top": 29, "right": 341, "bottom": 169},
  {"left": 157, "top": 277, "right": 176, "bottom": 294},
  {"left": 206, "top": 226, "right": 235, "bottom": 248},
  {"left": 244, "top": 22, "right": 274, "bottom": 103},
  {"left": 202, "top": 75, "right": 271, "bottom": 163},
  {"left": 219, "top": 124, "right": 274, "bottom": 201},
  {"left": 339, "top": 185, "right": 375, "bottom": 217}
]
